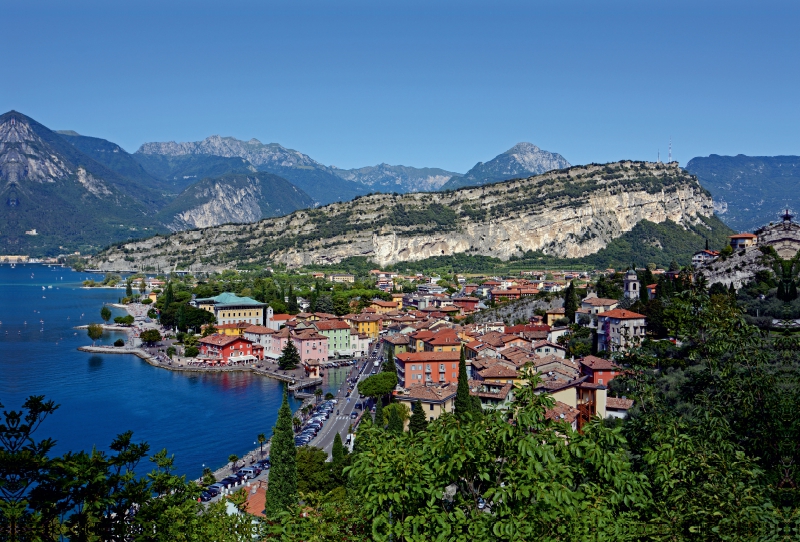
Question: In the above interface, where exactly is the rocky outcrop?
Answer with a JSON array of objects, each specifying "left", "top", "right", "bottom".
[
  {"left": 332, "top": 163, "right": 459, "bottom": 192},
  {"left": 168, "top": 181, "right": 264, "bottom": 230},
  {"left": 89, "top": 161, "right": 715, "bottom": 274}
]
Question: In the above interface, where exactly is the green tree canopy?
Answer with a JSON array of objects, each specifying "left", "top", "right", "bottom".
[
  {"left": 408, "top": 400, "right": 428, "bottom": 433},
  {"left": 357, "top": 372, "right": 398, "bottom": 398},
  {"left": 278, "top": 340, "right": 301, "bottom": 370},
  {"left": 86, "top": 323, "right": 103, "bottom": 345},
  {"left": 100, "top": 305, "right": 112, "bottom": 324}
]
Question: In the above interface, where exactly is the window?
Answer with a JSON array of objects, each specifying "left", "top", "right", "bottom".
[
  {"left": 598, "top": 379, "right": 603, "bottom": 384},
  {"left": 429, "top": 404, "right": 434, "bottom": 411}
]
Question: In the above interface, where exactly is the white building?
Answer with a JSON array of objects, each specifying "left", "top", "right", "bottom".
[{"left": 597, "top": 309, "right": 647, "bottom": 352}]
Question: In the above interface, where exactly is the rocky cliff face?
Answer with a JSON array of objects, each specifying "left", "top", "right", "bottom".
[
  {"left": 155, "top": 172, "right": 314, "bottom": 231},
  {"left": 90, "top": 161, "right": 715, "bottom": 273},
  {"left": 441, "top": 142, "right": 571, "bottom": 190}
]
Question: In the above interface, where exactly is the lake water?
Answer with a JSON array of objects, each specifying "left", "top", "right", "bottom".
[{"left": 0, "top": 264, "right": 350, "bottom": 478}]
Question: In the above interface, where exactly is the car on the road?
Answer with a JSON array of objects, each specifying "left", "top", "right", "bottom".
[
  {"left": 350, "top": 412, "right": 358, "bottom": 419},
  {"left": 200, "top": 491, "right": 213, "bottom": 502},
  {"left": 256, "top": 459, "right": 270, "bottom": 468}
]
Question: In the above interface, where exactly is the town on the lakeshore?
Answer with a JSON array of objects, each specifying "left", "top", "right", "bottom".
[{"left": 93, "top": 220, "right": 797, "bottom": 438}]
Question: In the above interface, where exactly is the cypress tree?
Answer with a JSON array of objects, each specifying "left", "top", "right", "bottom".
[
  {"left": 387, "top": 405, "right": 403, "bottom": 434},
  {"left": 382, "top": 347, "right": 396, "bottom": 373},
  {"left": 374, "top": 398, "right": 384, "bottom": 429},
  {"left": 265, "top": 391, "right": 297, "bottom": 517},
  {"left": 408, "top": 400, "right": 428, "bottom": 433},
  {"left": 563, "top": 281, "right": 578, "bottom": 322},
  {"left": 454, "top": 346, "right": 472, "bottom": 419},
  {"left": 163, "top": 282, "right": 174, "bottom": 308},
  {"left": 332, "top": 432, "right": 346, "bottom": 464},
  {"left": 125, "top": 279, "right": 133, "bottom": 298}
]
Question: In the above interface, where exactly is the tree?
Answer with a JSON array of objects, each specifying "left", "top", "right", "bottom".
[
  {"left": 669, "top": 259, "right": 681, "bottom": 272},
  {"left": 265, "top": 392, "right": 297, "bottom": 517},
  {"left": 166, "top": 346, "right": 176, "bottom": 359},
  {"left": 332, "top": 432, "right": 347, "bottom": 465},
  {"left": 140, "top": 329, "right": 162, "bottom": 345},
  {"left": 563, "top": 280, "right": 578, "bottom": 322},
  {"left": 100, "top": 306, "right": 112, "bottom": 324},
  {"left": 454, "top": 346, "right": 472, "bottom": 419},
  {"left": 374, "top": 398, "right": 384, "bottom": 429},
  {"left": 331, "top": 432, "right": 349, "bottom": 487},
  {"left": 296, "top": 446, "right": 332, "bottom": 494},
  {"left": 314, "top": 388, "right": 323, "bottom": 403},
  {"left": 139, "top": 279, "right": 147, "bottom": 295},
  {"left": 125, "top": 279, "right": 133, "bottom": 298},
  {"left": 202, "top": 324, "right": 217, "bottom": 337},
  {"left": 228, "top": 454, "right": 239, "bottom": 472},
  {"left": 184, "top": 346, "right": 199, "bottom": 357},
  {"left": 163, "top": 281, "right": 174, "bottom": 308},
  {"left": 387, "top": 405, "right": 403, "bottom": 434},
  {"left": 114, "top": 315, "right": 134, "bottom": 326},
  {"left": 278, "top": 340, "right": 300, "bottom": 370},
  {"left": 357, "top": 372, "right": 398, "bottom": 398},
  {"left": 287, "top": 284, "right": 299, "bottom": 314},
  {"left": 324, "top": 392, "right": 335, "bottom": 400},
  {"left": 258, "top": 433, "right": 267, "bottom": 458},
  {"left": 87, "top": 323, "right": 103, "bottom": 346},
  {"left": 408, "top": 400, "right": 428, "bottom": 433},
  {"left": 382, "top": 347, "right": 396, "bottom": 373}
]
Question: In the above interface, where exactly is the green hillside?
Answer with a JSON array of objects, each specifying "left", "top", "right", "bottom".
[
  {"left": 686, "top": 154, "right": 800, "bottom": 232},
  {"left": 0, "top": 111, "right": 166, "bottom": 256}
]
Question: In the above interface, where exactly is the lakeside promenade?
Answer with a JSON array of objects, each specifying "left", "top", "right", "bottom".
[{"left": 76, "top": 344, "right": 324, "bottom": 389}]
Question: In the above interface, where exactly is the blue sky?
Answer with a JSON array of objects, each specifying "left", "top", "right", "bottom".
[{"left": 3, "top": 0, "right": 798, "bottom": 172}]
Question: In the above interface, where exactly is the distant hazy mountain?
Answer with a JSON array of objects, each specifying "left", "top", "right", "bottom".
[
  {"left": 155, "top": 172, "right": 313, "bottom": 231},
  {"left": 441, "top": 143, "right": 570, "bottom": 190},
  {"left": 136, "top": 136, "right": 368, "bottom": 205},
  {"left": 685, "top": 154, "right": 800, "bottom": 232},
  {"left": 0, "top": 111, "right": 164, "bottom": 255},
  {"left": 331, "top": 163, "right": 461, "bottom": 192},
  {"left": 57, "top": 131, "right": 171, "bottom": 205},
  {"left": 133, "top": 153, "right": 256, "bottom": 193}
]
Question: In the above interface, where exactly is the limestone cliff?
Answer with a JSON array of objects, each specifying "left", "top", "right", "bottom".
[{"left": 89, "top": 161, "right": 715, "bottom": 273}]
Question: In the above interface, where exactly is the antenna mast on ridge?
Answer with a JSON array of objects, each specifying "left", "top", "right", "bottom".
[{"left": 669, "top": 137, "right": 672, "bottom": 163}]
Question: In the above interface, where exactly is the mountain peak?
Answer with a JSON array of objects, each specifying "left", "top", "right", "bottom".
[
  {"left": 441, "top": 143, "right": 570, "bottom": 190},
  {"left": 505, "top": 142, "right": 541, "bottom": 154}
]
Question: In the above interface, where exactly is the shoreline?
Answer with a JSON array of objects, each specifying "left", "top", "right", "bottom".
[{"left": 76, "top": 345, "right": 324, "bottom": 389}]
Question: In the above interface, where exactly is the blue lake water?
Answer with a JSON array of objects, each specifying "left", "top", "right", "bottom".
[{"left": 0, "top": 264, "right": 350, "bottom": 478}]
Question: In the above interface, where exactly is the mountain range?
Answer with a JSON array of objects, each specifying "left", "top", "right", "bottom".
[
  {"left": 88, "top": 160, "right": 727, "bottom": 272},
  {"left": 685, "top": 154, "right": 800, "bottom": 232}
]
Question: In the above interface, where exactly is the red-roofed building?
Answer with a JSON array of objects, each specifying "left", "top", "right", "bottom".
[
  {"left": 198, "top": 334, "right": 257, "bottom": 364},
  {"left": 395, "top": 351, "right": 461, "bottom": 387},
  {"left": 579, "top": 355, "right": 623, "bottom": 385},
  {"left": 729, "top": 233, "right": 758, "bottom": 250},
  {"left": 597, "top": 309, "right": 646, "bottom": 352}
]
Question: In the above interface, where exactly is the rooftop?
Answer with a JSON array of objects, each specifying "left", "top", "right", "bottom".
[{"left": 598, "top": 309, "right": 646, "bottom": 320}]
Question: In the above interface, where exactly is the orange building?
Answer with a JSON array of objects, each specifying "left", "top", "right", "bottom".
[{"left": 395, "top": 350, "right": 461, "bottom": 387}]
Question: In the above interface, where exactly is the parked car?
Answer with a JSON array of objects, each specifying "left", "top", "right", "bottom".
[
  {"left": 237, "top": 468, "right": 257, "bottom": 479},
  {"left": 350, "top": 412, "right": 358, "bottom": 419},
  {"left": 200, "top": 491, "right": 213, "bottom": 502},
  {"left": 256, "top": 459, "right": 270, "bottom": 469},
  {"left": 207, "top": 484, "right": 224, "bottom": 495}
]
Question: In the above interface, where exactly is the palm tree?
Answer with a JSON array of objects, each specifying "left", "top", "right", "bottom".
[
  {"left": 257, "top": 433, "right": 267, "bottom": 458},
  {"left": 314, "top": 388, "right": 323, "bottom": 403},
  {"left": 228, "top": 454, "right": 239, "bottom": 472},
  {"left": 292, "top": 417, "right": 302, "bottom": 432}
]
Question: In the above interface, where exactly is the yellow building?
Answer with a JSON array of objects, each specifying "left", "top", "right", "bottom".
[
  {"left": 194, "top": 292, "right": 266, "bottom": 326},
  {"left": 391, "top": 293, "right": 404, "bottom": 310},
  {"left": 346, "top": 313, "right": 383, "bottom": 339},
  {"left": 394, "top": 383, "right": 458, "bottom": 426},
  {"left": 369, "top": 299, "right": 398, "bottom": 314}
]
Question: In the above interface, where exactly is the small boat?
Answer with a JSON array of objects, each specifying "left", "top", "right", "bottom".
[
  {"left": 47, "top": 285, "right": 52, "bottom": 289},
  {"left": 42, "top": 286, "right": 45, "bottom": 290}
]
